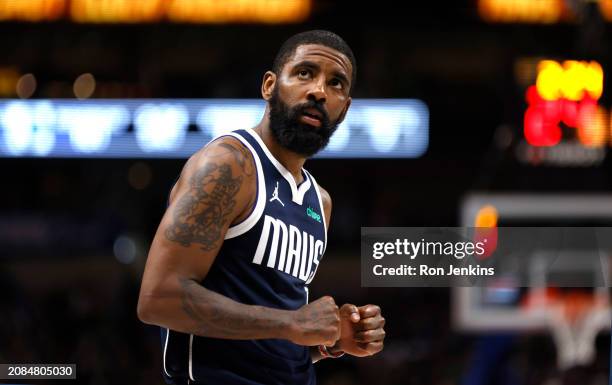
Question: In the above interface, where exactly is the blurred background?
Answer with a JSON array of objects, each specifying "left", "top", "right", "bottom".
[{"left": 1, "top": 0, "right": 612, "bottom": 384}]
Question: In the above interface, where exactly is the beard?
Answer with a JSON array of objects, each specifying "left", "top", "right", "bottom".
[{"left": 268, "top": 88, "right": 340, "bottom": 157}]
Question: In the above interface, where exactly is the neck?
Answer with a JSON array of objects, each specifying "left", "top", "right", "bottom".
[{"left": 252, "top": 112, "right": 307, "bottom": 184}]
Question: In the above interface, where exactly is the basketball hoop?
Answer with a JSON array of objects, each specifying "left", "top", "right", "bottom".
[{"left": 547, "top": 291, "right": 608, "bottom": 370}]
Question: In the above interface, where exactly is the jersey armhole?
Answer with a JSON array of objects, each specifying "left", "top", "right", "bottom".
[
  {"left": 223, "top": 132, "right": 266, "bottom": 240},
  {"left": 304, "top": 170, "right": 328, "bottom": 253}
]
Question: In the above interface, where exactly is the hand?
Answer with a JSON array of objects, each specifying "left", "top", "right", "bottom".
[
  {"left": 290, "top": 296, "right": 340, "bottom": 346},
  {"left": 333, "top": 304, "right": 385, "bottom": 357}
]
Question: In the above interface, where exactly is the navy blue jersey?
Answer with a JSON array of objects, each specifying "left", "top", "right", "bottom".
[{"left": 161, "top": 128, "right": 328, "bottom": 385}]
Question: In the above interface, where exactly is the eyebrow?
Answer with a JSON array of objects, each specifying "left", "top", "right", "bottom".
[{"left": 293, "top": 60, "right": 350, "bottom": 88}]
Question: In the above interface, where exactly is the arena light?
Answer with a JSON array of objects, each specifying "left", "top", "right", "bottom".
[
  {"left": 166, "top": 0, "right": 310, "bottom": 24},
  {"left": 134, "top": 103, "right": 188, "bottom": 152},
  {"left": 0, "top": 99, "right": 429, "bottom": 158},
  {"left": 70, "top": 0, "right": 164, "bottom": 23},
  {"left": 0, "top": 0, "right": 65, "bottom": 21},
  {"left": 478, "top": 0, "right": 565, "bottom": 24},
  {"left": 524, "top": 60, "right": 606, "bottom": 148},
  {"left": 0, "top": 0, "right": 310, "bottom": 23},
  {"left": 475, "top": 205, "right": 498, "bottom": 228},
  {"left": 536, "top": 60, "right": 603, "bottom": 102},
  {"left": 598, "top": 0, "right": 612, "bottom": 22}
]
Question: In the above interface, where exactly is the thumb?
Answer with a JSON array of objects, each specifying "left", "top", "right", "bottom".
[{"left": 340, "top": 303, "right": 360, "bottom": 323}]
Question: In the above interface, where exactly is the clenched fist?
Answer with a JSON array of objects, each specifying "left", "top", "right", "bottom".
[
  {"left": 333, "top": 303, "right": 385, "bottom": 357},
  {"left": 289, "top": 296, "right": 340, "bottom": 346}
]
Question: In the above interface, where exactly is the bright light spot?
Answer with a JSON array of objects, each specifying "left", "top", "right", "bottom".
[
  {"left": 32, "top": 101, "right": 56, "bottom": 155},
  {"left": 577, "top": 103, "right": 607, "bottom": 147},
  {"left": 585, "top": 61, "right": 604, "bottom": 100},
  {"left": 363, "top": 107, "right": 400, "bottom": 153},
  {"left": 73, "top": 73, "right": 96, "bottom": 99},
  {"left": 113, "top": 235, "right": 136, "bottom": 264},
  {"left": 16, "top": 73, "right": 36, "bottom": 99},
  {"left": 478, "top": 0, "right": 563, "bottom": 24},
  {"left": 475, "top": 205, "right": 498, "bottom": 227},
  {"left": 536, "top": 60, "right": 563, "bottom": 101},
  {"left": 57, "top": 105, "right": 129, "bottom": 153},
  {"left": 33, "top": 101, "right": 56, "bottom": 130},
  {"left": 197, "top": 104, "right": 262, "bottom": 137},
  {"left": 402, "top": 106, "right": 420, "bottom": 136},
  {"left": 70, "top": 0, "right": 165, "bottom": 23},
  {"left": 327, "top": 119, "right": 350, "bottom": 151},
  {"left": 524, "top": 103, "right": 562, "bottom": 147},
  {"left": 166, "top": 0, "right": 311, "bottom": 24},
  {"left": 2, "top": 101, "right": 33, "bottom": 155},
  {"left": 561, "top": 61, "right": 585, "bottom": 101},
  {"left": 135, "top": 104, "right": 188, "bottom": 152},
  {"left": 536, "top": 60, "right": 603, "bottom": 102},
  {"left": 0, "top": 0, "right": 65, "bottom": 22},
  {"left": 32, "top": 126, "right": 55, "bottom": 156}
]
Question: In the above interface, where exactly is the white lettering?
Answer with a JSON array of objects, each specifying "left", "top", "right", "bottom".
[
  {"left": 254, "top": 215, "right": 325, "bottom": 283},
  {"left": 306, "top": 240, "right": 324, "bottom": 284},
  {"left": 299, "top": 233, "right": 314, "bottom": 281},
  {"left": 286, "top": 225, "right": 301, "bottom": 276}
]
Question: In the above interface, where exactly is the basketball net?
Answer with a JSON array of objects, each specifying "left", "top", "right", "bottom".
[
  {"left": 522, "top": 288, "right": 608, "bottom": 370},
  {"left": 547, "top": 291, "right": 608, "bottom": 370}
]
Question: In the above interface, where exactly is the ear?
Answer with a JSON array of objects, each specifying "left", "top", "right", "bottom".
[
  {"left": 336, "top": 97, "right": 352, "bottom": 125},
  {"left": 261, "top": 71, "right": 276, "bottom": 101}
]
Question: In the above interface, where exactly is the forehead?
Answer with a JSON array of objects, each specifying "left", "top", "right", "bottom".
[{"left": 284, "top": 44, "right": 352, "bottom": 78}]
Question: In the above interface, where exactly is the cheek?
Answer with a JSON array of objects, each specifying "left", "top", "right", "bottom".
[
  {"left": 329, "top": 102, "right": 348, "bottom": 122},
  {"left": 278, "top": 89, "right": 302, "bottom": 108},
  {"left": 277, "top": 78, "right": 306, "bottom": 102}
]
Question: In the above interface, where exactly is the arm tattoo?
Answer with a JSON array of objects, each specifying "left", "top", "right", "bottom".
[
  {"left": 179, "top": 278, "right": 287, "bottom": 338},
  {"left": 218, "top": 142, "right": 254, "bottom": 176},
  {"left": 165, "top": 162, "right": 242, "bottom": 251}
]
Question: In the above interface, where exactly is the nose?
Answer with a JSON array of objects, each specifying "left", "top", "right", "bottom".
[{"left": 306, "top": 76, "right": 327, "bottom": 104}]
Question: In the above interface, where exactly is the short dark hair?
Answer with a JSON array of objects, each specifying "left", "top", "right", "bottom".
[{"left": 272, "top": 30, "right": 357, "bottom": 93}]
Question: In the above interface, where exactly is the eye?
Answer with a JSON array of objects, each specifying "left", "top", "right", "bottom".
[
  {"left": 330, "top": 78, "right": 343, "bottom": 89},
  {"left": 297, "top": 69, "right": 311, "bottom": 79}
]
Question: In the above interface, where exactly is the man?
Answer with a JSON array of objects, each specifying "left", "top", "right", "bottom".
[{"left": 137, "top": 30, "right": 386, "bottom": 385}]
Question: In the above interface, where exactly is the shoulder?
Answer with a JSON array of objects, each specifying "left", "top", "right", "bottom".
[
  {"left": 318, "top": 184, "right": 332, "bottom": 208},
  {"left": 169, "top": 135, "right": 256, "bottom": 204},
  {"left": 317, "top": 183, "right": 332, "bottom": 218},
  {"left": 195, "top": 135, "right": 256, "bottom": 174},
  {"left": 183, "top": 135, "right": 257, "bottom": 186}
]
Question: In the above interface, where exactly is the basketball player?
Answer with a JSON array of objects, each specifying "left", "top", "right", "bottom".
[{"left": 137, "top": 30, "right": 386, "bottom": 385}]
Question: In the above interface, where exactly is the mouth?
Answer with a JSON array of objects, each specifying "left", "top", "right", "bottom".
[
  {"left": 300, "top": 108, "right": 323, "bottom": 127},
  {"left": 302, "top": 107, "right": 323, "bottom": 120}
]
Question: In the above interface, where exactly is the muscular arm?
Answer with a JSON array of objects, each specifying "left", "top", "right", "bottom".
[{"left": 137, "top": 137, "right": 295, "bottom": 340}]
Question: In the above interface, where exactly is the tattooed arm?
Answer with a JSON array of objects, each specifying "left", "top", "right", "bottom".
[{"left": 137, "top": 137, "right": 340, "bottom": 345}]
